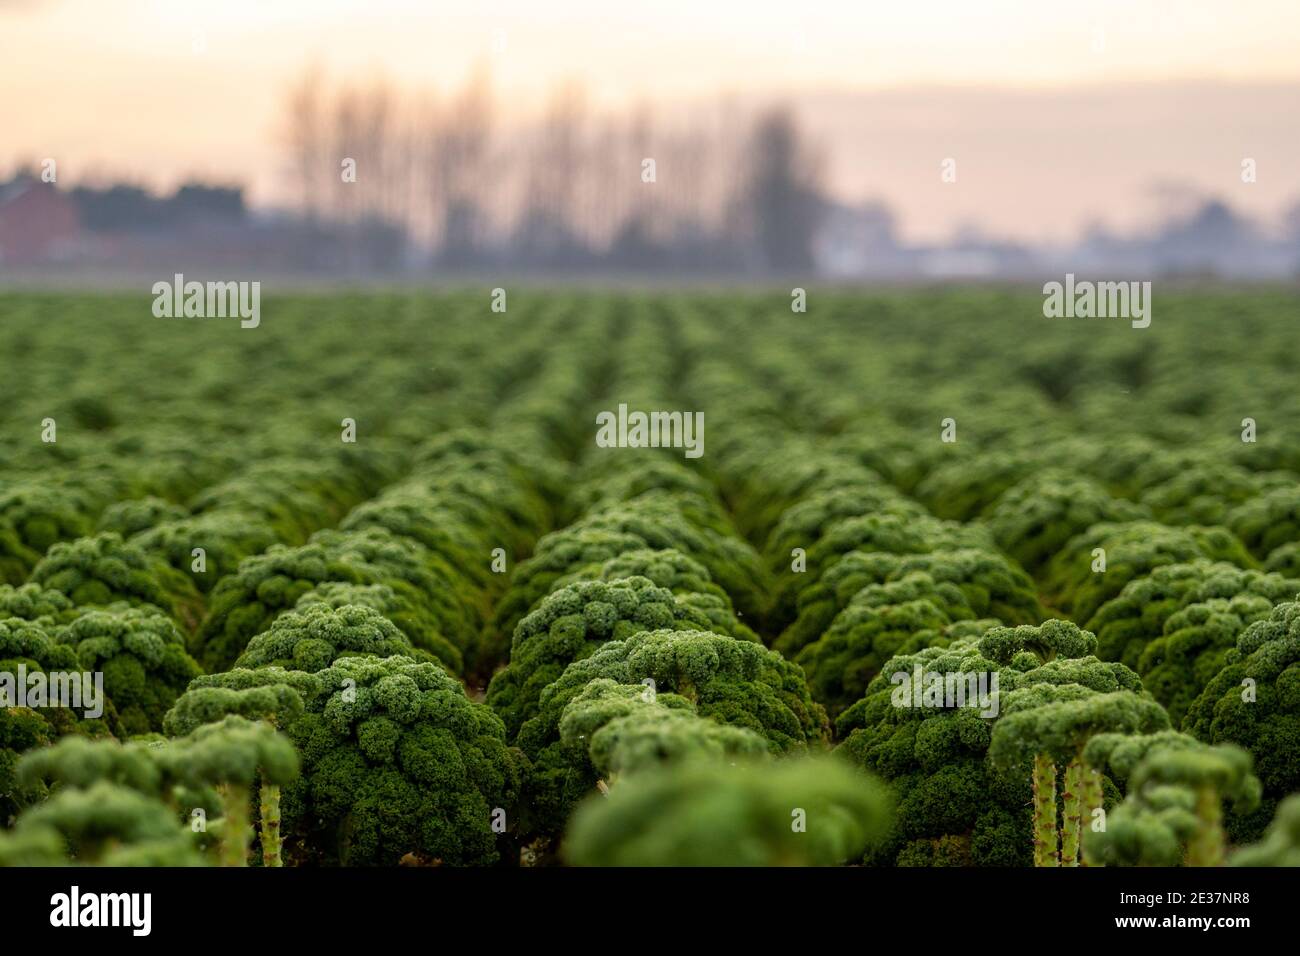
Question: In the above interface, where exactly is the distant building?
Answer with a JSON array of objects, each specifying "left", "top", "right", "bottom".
[
  {"left": 70, "top": 181, "right": 246, "bottom": 233},
  {"left": 916, "top": 223, "right": 1043, "bottom": 279},
  {"left": 813, "top": 201, "right": 917, "bottom": 278},
  {"left": 0, "top": 175, "right": 82, "bottom": 265}
]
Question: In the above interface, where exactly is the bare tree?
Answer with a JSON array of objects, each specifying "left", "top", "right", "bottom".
[
  {"left": 435, "top": 64, "right": 494, "bottom": 265},
  {"left": 281, "top": 65, "right": 329, "bottom": 220},
  {"left": 274, "top": 64, "right": 827, "bottom": 275},
  {"left": 742, "top": 108, "right": 826, "bottom": 273}
]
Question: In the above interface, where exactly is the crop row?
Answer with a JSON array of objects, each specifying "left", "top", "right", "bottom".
[{"left": 1, "top": 291, "right": 1298, "bottom": 866}]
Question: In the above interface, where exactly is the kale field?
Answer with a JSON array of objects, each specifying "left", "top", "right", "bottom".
[{"left": 2, "top": 288, "right": 1299, "bottom": 868}]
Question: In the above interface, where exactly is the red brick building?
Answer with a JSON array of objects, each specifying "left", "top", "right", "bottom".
[{"left": 0, "top": 176, "right": 82, "bottom": 265}]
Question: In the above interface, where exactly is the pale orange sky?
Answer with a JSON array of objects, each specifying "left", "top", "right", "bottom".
[{"left": 3, "top": 0, "right": 1300, "bottom": 241}]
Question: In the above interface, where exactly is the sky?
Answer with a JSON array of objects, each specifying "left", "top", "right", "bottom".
[{"left": 3, "top": 0, "right": 1299, "bottom": 242}]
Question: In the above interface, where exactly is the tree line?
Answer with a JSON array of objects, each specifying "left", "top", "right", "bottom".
[{"left": 279, "top": 65, "right": 827, "bottom": 274}]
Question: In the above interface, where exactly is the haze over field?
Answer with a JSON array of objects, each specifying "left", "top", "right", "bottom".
[{"left": 4, "top": 0, "right": 1300, "bottom": 243}]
